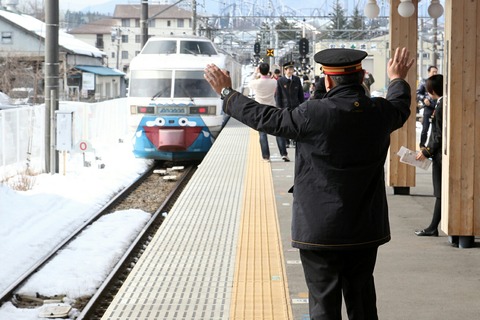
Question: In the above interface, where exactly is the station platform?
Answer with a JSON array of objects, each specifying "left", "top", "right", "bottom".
[{"left": 103, "top": 118, "right": 480, "bottom": 320}]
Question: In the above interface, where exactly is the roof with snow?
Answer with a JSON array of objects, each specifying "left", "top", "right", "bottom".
[
  {"left": 69, "top": 18, "right": 120, "bottom": 35},
  {"left": 0, "top": 9, "right": 105, "bottom": 58},
  {"left": 75, "top": 65, "right": 125, "bottom": 76}
]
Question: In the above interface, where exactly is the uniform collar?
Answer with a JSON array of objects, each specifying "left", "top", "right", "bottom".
[{"left": 324, "top": 83, "right": 366, "bottom": 98}]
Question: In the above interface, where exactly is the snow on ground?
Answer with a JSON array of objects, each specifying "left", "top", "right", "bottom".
[{"left": 0, "top": 139, "right": 151, "bottom": 319}]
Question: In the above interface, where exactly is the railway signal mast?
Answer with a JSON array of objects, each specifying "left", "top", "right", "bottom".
[{"left": 298, "top": 36, "right": 309, "bottom": 76}]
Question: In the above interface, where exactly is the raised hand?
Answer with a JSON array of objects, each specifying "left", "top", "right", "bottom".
[
  {"left": 387, "top": 47, "right": 415, "bottom": 80},
  {"left": 204, "top": 64, "right": 233, "bottom": 94}
]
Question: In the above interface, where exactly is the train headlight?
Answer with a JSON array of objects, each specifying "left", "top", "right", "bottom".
[
  {"left": 138, "top": 106, "right": 155, "bottom": 114},
  {"left": 178, "top": 117, "right": 188, "bottom": 126},
  {"left": 189, "top": 106, "right": 216, "bottom": 115}
]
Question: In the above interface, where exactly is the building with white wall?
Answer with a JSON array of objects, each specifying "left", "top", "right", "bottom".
[
  {"left": 0, "top": 8, "right": 125, "bottom": 101},
  {"left": 69, "top": 4, "right": 196, "bottom": 73}
]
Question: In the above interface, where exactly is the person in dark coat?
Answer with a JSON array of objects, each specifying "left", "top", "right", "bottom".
[
  {"left": 275, "top": 61, "right": 305, "bottom": 158},
  {"left": 415, "top": 74, "right": 444, "bottom": 237},
  {"left": 276, "top": 61, "right": 305, "bottom": 110},
  {"left": 311, "top": 76, "right": 327, "bottom": 100},
  {"left": 417, "top": 65, "right": 438, "bottom": 148},
  {"left": 204, "top": 47, "right": 414, "bottom": 320}
]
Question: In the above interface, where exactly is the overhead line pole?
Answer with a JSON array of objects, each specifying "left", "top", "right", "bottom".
[
  {"left": 140, "top": 0, "right": 185, "bottom": 49},
  {"left": 141, "top": 0, "right": 148, "bottom": 49},
  {"left": 45, "top": 0, "right": 59, "bottom": 174}
]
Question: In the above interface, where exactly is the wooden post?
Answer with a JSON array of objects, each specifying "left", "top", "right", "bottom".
[
  {"left": 442, "top": 0, "right": 480, "bottom": 246},
  {"left": 386, "top": 0, "right": 418, "bottom": 194}
]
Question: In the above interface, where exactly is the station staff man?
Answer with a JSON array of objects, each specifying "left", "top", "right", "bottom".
[
  {"left": 204, "top": 47, "right": 414, "bottom": 320},
  {"left": 275, "top": 61, "right": 304, "bottom": 156}
]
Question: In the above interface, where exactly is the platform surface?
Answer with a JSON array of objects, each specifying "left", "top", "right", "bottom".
[{"left": 102, "top": 119, "right": 292, "bottom": 319}]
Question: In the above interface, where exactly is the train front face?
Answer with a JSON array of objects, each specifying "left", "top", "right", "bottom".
[
  {"left": 130, "top": 69, "right": 223, "bottom": 161},
  {"left": 132, "top": 103, "right": 221, "bottom": 161}
]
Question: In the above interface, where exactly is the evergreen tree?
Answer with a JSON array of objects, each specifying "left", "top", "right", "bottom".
[
  {"left": 275, "top": 16, "right": 298, "bottom": 42},
  {"left": 348, "top": 5, "right": 365, "bottom": 40},
  {"left": 327, "top": 0, "right": 348, "bottom": 39}
]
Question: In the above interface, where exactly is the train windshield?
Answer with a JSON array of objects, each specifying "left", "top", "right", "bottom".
[
  {"left": 174, "top": 71, "right": 217, "bottom": 98},
  {"left": 141, "top": 40, "right": 177, "bottom": 54},
  {"left": 179, "top": 41, "right": 217, "bottom": 55},
  {"left": 129, "top": 70, "right": 172, "bottom": 98}
]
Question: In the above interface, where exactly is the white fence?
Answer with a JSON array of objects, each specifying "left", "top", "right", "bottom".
[{"left": 0, "top": 98, "right": 131, "bottom": 178}]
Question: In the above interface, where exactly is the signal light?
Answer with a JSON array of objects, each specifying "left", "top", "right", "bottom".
[
  {"left": 254, "top": 42, "right": 260, "bottom": 54},
  {"left": 299, "top": 38, "right": 309, "bottom": 55}
]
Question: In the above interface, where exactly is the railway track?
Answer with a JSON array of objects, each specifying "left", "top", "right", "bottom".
[{"left": 0, "top": 163, "right": 196, "bottom": 318}]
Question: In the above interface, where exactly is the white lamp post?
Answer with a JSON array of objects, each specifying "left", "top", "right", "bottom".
[
  {"left": 364, "top": 0, "right": 380, "bottom": 19},
  {"left": 398, "top": 0, "right": 415, "bottom": 18},
  {"left": 428, "top": 0, "right": 444, "bottom": 18}
]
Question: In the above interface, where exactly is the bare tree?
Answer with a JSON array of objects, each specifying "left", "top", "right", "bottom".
[
  {"left": 17, "top": 0, "right": 45, "bottom": 21},
  {"left": 0, "top": 55, "right": 44, "bottom": 103}
]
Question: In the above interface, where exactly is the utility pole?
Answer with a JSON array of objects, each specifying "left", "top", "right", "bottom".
[
  {"left": 419, "top": 18, "right": 424, "bottom": 79},
  {"left": 141, "top": 0, "right": 148, "bottom": 49},
  {"left": 269, "top": 19, "right": 274, "bottom": 67},
  {"left": 432, "top": 17, "right": 438, "bottom": 68},
  {"left": 45, "top": 0, "right": 59, "bottom": 173},
  {"left": 192, "top": 0, "right": 197, "bottom": 35},
  {"left": 113, "top": 27, "right": 122, "bottom": 70}
]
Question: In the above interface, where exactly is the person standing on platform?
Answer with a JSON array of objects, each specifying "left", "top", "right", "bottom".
[
  {"left": 204, "top": 47, "right": 414, "bottom": 320},
  {"left": 311, "top": 76, "right": 327, "bottom": 100},
  {"left": 275, "top": 61, "right": 304, "bottom": 158},
  {"left": 415, "top": 74, "right": 444, "bottom": 238},
  {"left": 271, "top": 68, "right": 281, "bottom": 80},
  {"left": 302, "top": 75, "right": 312, "bottom": 100},
  {"left": 417, "top": 65, "right": 438, "bottom": 148},
  {"left": 248, "top": 62, "right": 282, "bottom": 162},
  {"left": 363, "top": 70, "right": 375, "bottom": 92}
]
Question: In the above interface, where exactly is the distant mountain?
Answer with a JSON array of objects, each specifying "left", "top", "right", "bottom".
[{"left": 76, "top": 0, "right": 124, "bottom": 15}]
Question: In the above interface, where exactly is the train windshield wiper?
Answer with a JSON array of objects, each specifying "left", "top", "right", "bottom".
[
  {"left": 182, "top": 48, "right": 197, "bottom": 56},
  {"left": 151, "top": 88, "right": 168, "bottom": 100},
  {"left": 179, "top": 86, "right": 194, "bottom": 102}
]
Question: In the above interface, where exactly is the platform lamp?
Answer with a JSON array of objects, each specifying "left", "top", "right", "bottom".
[
  {"left": 398, "top": 0, "right": 415, "bottom": 18},
  {"left": 364, "top": 0, "right": 380, "bottom": 19},
  {"left": 428, "top": 0, "right": 444, "bottom": 18}
]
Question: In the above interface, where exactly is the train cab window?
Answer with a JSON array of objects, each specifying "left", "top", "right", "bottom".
[
  {"left": 141, "top": 40, "right": 177, "bottom": 54},
  {"left": 129, "top": 70, "right": 172, "bottom": 98},
  {"left": 179, "top": 41, "right": 217, "bottom": 56},
  {"left": 174, "top": 71, "right": 217, "bottom": 98}
]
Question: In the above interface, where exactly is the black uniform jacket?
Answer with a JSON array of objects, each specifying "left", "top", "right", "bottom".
[
  {"left": 421, "top": 97, "right": 443, "bottom": 197},
  {"left": 223, "top": 79, "right": 411, "bottom": 250},
  {"left": 275, "top": 75, "right": 305, "bottom": 109},
  {"left": 416, "top": 79, "right": 436, "bottom": 115}
]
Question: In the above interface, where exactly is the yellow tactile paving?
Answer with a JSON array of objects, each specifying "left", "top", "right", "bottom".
[{"left": 230, "top": 129, "right": 293, "bottom": 320}]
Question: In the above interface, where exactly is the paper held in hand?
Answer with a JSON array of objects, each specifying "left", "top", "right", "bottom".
[{"left": 396, "top": 146, "right": 432, "bottom": 170}]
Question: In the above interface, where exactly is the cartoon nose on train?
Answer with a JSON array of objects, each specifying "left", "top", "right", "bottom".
[{"left": 143, "top": 117, "right": 203, "bottom": 151}]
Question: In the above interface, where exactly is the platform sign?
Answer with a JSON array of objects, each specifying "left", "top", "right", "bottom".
[
  {"left": 82, "top": 72, "right": 95, "bottom": 90},
  {"left": 55, "top": 111, "right": 73, "bottom": 151},
  {"left": 75, "top": 140, "right": 93, "bottom": 153}
]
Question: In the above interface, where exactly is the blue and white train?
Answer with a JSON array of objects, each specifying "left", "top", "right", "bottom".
[{"left": 128, "top": 36, "right": 242, "bottom": 161}]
